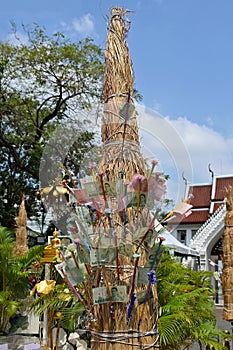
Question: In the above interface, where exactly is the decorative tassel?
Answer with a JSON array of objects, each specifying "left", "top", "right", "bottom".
[
  {"left": 127, "top": 293, "right": 136, "bottom": 324},
  {"left": 150, "top": 236, "right": 165, "bottom": 270},
  {"left": 123, "top": 182, "right": 128, "bottom": 226},
  {"left": 137, "top": 237, "right": 165, "bottom": 331},
  {"left": 127, "top": 252, "right": 140, "bottom": 324},
  {"left": 137, "top": 270, "right": 156, "bottom": 331}
]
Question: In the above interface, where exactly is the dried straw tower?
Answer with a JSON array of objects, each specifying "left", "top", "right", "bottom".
[
  {"left": 90, "top": 8, "right": 159, "bottom": 350},
  {"left": 99, "top": 7, "right": 146, "bottom": 176},
  {"left": 222, "top": 186, "right": 233, "bottom": 321},
  {"left": 14, "top": 194, "right": 29, "bottom": 255}
]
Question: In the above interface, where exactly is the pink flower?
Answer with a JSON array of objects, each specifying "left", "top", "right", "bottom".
[{"left": 128, "top": 174, "right": 148, "bottom": 192}]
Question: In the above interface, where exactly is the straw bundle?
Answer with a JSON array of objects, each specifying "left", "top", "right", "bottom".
[
  {"left": 91, "top": 8, "right": 159, "bottom": 349},
  {"left": 99, "top": 7, "right": 145, "bottom": 178},
  {"left": 102, "top": 8, "right": 134, "bottom": 104},
  {"left": 14, "top": 194, "right": 29, "bottom": 255},
  {"left": 222, "top": 186, "right": 233, "bottom": 321}
]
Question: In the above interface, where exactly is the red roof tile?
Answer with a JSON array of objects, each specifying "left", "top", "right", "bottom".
[
  {"left": 214, "top": 177, "right": 233, "bottom": 200},
  {"left": 169, "top": 210, "right": 209, "bottom": 224},
  {"left": 175, "top": 176, "right": 233, "bottom": 227},
  {"left": 181, "top": 210, "right": 209, "bottom": 223},
  {"left": 188, "top": 185, "right": 211, "bottom": 208}
]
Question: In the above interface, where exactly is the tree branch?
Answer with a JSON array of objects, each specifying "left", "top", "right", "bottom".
[{"left": 0, "top": 132, "right": 38, "bottom": 179}]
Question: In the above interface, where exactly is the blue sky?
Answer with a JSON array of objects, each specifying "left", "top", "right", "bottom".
[{"left": 1, "top": 0, "right": 233, "bottom": 200}]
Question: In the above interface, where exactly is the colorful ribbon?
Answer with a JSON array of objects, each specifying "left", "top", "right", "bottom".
[
  {"left": 137, "top": 270, "right": 156, "bottom": 331},
  {"left": 127, "top": 253, "right": 141, "bottom": 324},
  {"left": 150, "top": 236, "right": 165, "bottom": 271}
]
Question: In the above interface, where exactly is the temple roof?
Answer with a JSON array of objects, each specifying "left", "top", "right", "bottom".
[
  {"left": 181, "top": 175, "right": 233, "bottom": 224},
  {"left": 189, "top": 184, "right": 211, "bottom": 208},
  {"left": 214, "top": 176, "right": 233, "bottom": 200},
  {"left": 170, "top": 209, "right": 209, "bottom": 224}
]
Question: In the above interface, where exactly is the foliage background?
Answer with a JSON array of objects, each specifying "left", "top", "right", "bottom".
[{"left": 0, "top": 24, "right": 104, "bottom": 229}]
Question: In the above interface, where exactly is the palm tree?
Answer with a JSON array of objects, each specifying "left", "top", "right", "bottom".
[
  {"left": 156, "top": 251, "right": 230, "bottom": 350},
  {"left": 30, "top": 283, "right": 85, "bottom": 349},
  {"left": 0, "top": 226, "right": 43, "bottom": 333}
]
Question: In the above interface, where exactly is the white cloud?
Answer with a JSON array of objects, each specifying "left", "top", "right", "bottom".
[
  {"left": 171, "top": 117, "right": 233, "bottom": 182},
  {"left": 72, "top": 14, "right": 95, "bottom": 35},
  {"left": 136, "top": 104, "right": 233, "bottom": 203}
]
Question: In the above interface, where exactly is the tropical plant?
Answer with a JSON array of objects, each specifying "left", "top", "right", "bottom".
[
  {"left": 0, "top": 226, "right": 44, "bottom": 333},
  {"left": 30, "top": 283, "right": 86, "bottom": 349},
  {"left": 156, "top": 251, "right": 231, "bottom": 349}
]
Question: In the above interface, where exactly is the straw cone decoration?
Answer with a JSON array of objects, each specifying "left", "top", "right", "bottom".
[
  {"left": 222, "top": 186, "right": 233, "bottom": 321},
  {"left": 99, "top": 7, "right": 146, "bottom": 177},
  {"left": 91, "top": 8, "right": 159, "bottom": 349},
  {"left": 14, "top": 194, "right": 29, "bottom": 255}
]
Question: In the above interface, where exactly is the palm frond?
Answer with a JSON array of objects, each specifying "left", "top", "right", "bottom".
[
  {"left": 18, "top": 245, "right": 44, "bottom": 269},
  {"left": 157, "top": 252, "right": 221, "bottom": 349},
  {"left": 158, "top": 314, "right": 190, "bottom": 348},
  {"left": 60, "top": 302, "right": 85, "bottom": 332},
  {"left": 0, "top": 227, "right": 14, "bottom": 245}
]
